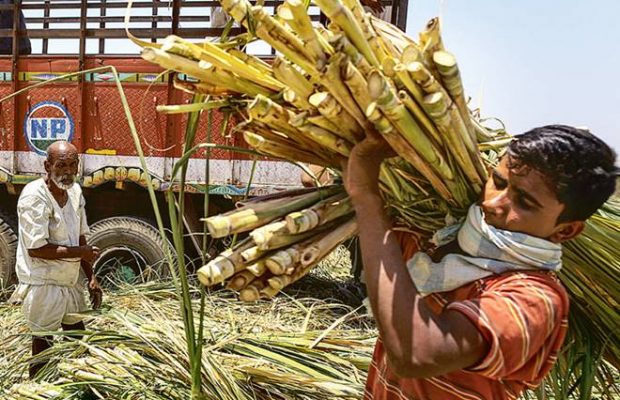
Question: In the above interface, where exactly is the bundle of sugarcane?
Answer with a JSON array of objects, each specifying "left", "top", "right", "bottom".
[
  {"left": 196, "top": 186, "right": 358, "bottom": 300},
  {"left": 134, "top": 0, "right": 618, "bottom": 368},
  {"left": 137, "top": 0, "right": 509, "bottom": 235}
]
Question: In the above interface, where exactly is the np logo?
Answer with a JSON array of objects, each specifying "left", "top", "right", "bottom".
[{"left": 24, "top": 101, "right": 75, "bottom": 156}]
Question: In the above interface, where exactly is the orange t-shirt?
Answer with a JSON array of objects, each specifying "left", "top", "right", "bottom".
[{"left": 365, "top": 233, "right": 569, "bottom": 400}]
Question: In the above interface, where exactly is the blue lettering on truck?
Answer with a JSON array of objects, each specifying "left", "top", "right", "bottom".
[{"left": 24, "top": 101, "right": 75, "bottom": 156}]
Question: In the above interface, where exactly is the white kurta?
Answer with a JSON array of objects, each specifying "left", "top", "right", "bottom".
[{"left": 11, "top": 178, "right": 90, "bottom": 331}]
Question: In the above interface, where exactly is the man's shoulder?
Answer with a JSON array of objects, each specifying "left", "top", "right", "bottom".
[
  {"left": 482, "top": 271, "right": 569, "bottom": 304},
  {"left": 18, "top": 178, "right": 48, "bottom": 202}
]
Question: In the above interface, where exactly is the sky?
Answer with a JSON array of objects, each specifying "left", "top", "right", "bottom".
[
  {"left": 24, "top": 1, "right": 619, "bottom": 153},
  {"left": 404, "top": 1, "right": 620, "bottom": 153}
]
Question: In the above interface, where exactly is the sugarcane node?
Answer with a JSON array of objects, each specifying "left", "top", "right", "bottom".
[
  {"left": 366, "top": 103, "right": 394, "bottom": 134},
  {"left": 423, "top": 92, "right": 448, "bottom": 116}
]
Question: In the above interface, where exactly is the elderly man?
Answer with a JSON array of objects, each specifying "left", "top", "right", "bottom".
[
  {"left": 343, "top": 125, "right": 617, "bottom": 399},
  {"left": 10, "top": 141, "right": 102, "bottom": 379}
]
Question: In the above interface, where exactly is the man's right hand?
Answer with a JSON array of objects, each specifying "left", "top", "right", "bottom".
[
  {"left": 80, "top": 245, "right": 100, "bottom": 264},
  {"left": 342, "top": 133, "right": 395, "bottom": 200}
]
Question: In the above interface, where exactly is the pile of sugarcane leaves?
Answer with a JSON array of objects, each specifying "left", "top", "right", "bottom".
[
  {"left": 0, "top": 245, "right": 617, "bottom": 400},
  {"left": 0, "top": 248, "right": 377, "bottom": 399}
]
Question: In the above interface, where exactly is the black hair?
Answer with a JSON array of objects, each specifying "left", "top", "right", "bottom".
[{"left": 507, "top": 125, "right": 618, "bottom": 223}]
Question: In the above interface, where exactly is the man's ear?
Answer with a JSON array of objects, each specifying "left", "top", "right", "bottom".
[
  {"left": 549, "top": 221, "right": 585, "bottom": 243},
  {"left": 43, "top": 160, "right": 50, "bottom": 174}
]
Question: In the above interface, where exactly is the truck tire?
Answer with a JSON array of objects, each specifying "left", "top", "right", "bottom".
[
  {"left": 0, "top": 217, "right": 17, "bottom": 288},
  {"left": 87, "top": 217, "right": 175, "bottom": 289}
]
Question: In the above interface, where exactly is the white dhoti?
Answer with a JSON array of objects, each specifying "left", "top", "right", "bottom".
[{"left": 12, "top": 283, "right": 87, "bottom": 331}]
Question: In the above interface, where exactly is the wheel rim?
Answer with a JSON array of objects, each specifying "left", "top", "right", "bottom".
[{"left": 94, "top": 246, "right": 149, "bottom": 289}]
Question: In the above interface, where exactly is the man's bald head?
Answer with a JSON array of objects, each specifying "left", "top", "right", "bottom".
[
  {"left": 44, "top": 141, "right": 79, "bottom": 191},
  {"left": 46, "top": 141, "right": 78, "bottom": 163}
]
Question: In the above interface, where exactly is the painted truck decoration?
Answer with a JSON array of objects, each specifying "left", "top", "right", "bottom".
[{"left": 24, "top": 101, "right": 75, "bottom": 156}]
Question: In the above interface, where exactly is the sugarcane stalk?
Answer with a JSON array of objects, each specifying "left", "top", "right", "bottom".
[
  {"left": 203, "top": 186, "right": 342, "bottom": 238},
  {"left": 173, "top": 79, "right": 232, "bottom": 96},
  {"left": 265, "top": 247, "right": 301, "bottom": 275},
  {"left": 300, "top": 218, "right": 358, "bottom": 267},
  {"left": 239, "top": 279, "right": 266, "bottom": 302},
  {"left": 240, "top": 245, "right": 266, "bottom": 263},
  {"left": 408, "top": 61, "right": 485, "bottom": 180},
  {"left": 309, "top": 92, "right": 363, "bottom": 143},
  {"left": 272, "top": 57, "right": 314, "bottom": 109},
  {"left": 306, "top": 115, "right": 343, "bottom": 136},
  {"left": 248, "top": 95, "right": 304, "bottom": 139},
  {"left": 282, "top": 89, "right": 308, "bottom": 110},
  {"left": 253, "top": 227, "right": 320, "bottom": 252},
  {"left": 367, "top": 71, "right": 454, "bottom": 182},
  {"left": 244, "top": 131, "right": 334, "bottom": 167},
  {"left": 329, "top": 34, "right": 372, "bottom": 76},
  {"left": 418, "top": 17, "right": 444, "bottom": 78},
  {"left": 260, "top": 284, "right": 281, "bottom": 299},
  {"left": 423, "top": 92, "right": 485, "bottom": 187},
  {"left": 289, "top": 113, "right": 353, "bottom": 157},
  {"left": 341, "top": 61, "right": 373, "bottom": 114},
  {"left": 366, "top": 102, "right": 457, "bottom": 204},
  {"left": 316, "top": 24, "right": 338, "bottom": 50},
  {"left": 246, "top": 260, "right": 268, "bottom": 277},
  {"left": 267, "top": 273, "right": 295, "bottom": 291},
  {"left": 219, "top": 0, "right": 318, "bottom": 75},
  {"left": 314, "top": 0, "right": 380, "bottom": 67},
  {"left": 250, "top": 220, "right": 289, "bottom": 248},
  {"left": 141, "top": 48, "right": 272, "bottom": 97},
  {"left": 196, "top": 238, "right": 255, "bottom": 286},
  {"left": 226, "top": 270, "right": 258, "bottom": 291},
  {"left": 401, "top": 44, "right": 423, "bottom": 64},
  {"left": 249, "top": 124, "right": 299, "bottom": 148},
  {"left": 227, "top": 48, "right": 274, "bottom": 76},
  {"left": 321, "top": 53, "right": 372, "bottom": 131},
  {"left": 432, "top": 50, "right": 477, "bottom": 145},
  {"left": 278, "top": 0, "right": 328, "bottom": 67},
  {"left": 250, "top": 6, "right": 318, "bottom": 75},
  {"left": 286, "top": 192, "right": 352, "bottom": 234},
  {"left": 396, "top": 88, "right": 441, "bottom": 144},
  {"left": 161, "top": 35, "right": 283, "bottom": 91},
  {"left": 341, "top": 0, "right": 388, "bottom": 64}
]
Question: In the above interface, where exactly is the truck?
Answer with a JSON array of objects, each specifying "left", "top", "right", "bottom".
[{"left": 0, "top": 0, "right": 407, "bottom": 289}]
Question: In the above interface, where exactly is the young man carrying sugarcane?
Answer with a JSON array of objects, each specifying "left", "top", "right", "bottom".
[
  {"left": 342, "top": 125, "right": 617, "bottom": 399},
  {"left": 9, "top": 141, "right": 103, "bottom": 379}
]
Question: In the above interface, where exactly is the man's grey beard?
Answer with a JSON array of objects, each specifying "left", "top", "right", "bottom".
[{"left": 51, "top": 173, "right": 75, "bottom": 190}]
